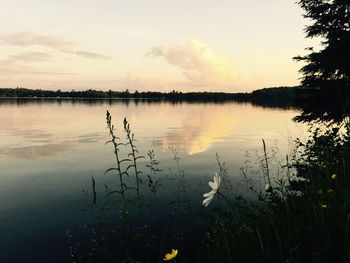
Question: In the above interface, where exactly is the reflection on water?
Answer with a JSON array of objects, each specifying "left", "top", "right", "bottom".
[
  {"left": 0, "top": 127, "right": 106, "bottom": 159},
  {"left": 0, "top": 99, "right": 306, "bottom": 263},
  {"left": 0, "top": 142, "right": 74, "bottom": 159},
  {"left": 8, "top": 129, "right": 53, "bottom": 142},
  {"left": 77, "top": 132, "right": 105, "bottom": 143},
  {"left": 153, "top": 110, "right": 238, "bottom": 155}
]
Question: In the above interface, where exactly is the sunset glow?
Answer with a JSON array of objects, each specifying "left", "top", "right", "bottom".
[{"left": 0, "top": 0, "right": 315, "bottom": 92}]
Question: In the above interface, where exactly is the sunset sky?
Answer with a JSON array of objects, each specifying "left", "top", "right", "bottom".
[{"left": 0, "top": 0, "right": 319, "bottom": 92}]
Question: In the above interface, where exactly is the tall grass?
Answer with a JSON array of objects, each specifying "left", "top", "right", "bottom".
[
  {"left": 70, "top": 111, "right": 350, "bottom": 263},
  {"left": 204, "top": 123, "right": 350, "bottom": 263}
]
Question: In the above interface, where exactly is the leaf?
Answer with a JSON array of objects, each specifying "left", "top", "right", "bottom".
[
  {"left": 126, "top": 164, "right": 135, "bottom": 171},
  {"left": 125, "top": 186, "right": 137, "bottom": 191},
  {"left": 104, "top": 167, "right": 119, "bottom": 175},
  {"left": 121, "top": 171, "right": 129, "bottom": 177},
  {"left": 119, "top": 158, "right": 131, "bottom": 163},
  {"left": 104, "top": 190, "right": 122, "bottom": 199}
]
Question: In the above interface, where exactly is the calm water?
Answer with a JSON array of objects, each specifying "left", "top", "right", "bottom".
[{"left": 0, "top": 99, "right": 306, "bottom": 262}]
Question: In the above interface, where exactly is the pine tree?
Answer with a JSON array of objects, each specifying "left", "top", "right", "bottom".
[{"left": 295, "top": 0, "right": 350, "bottom": 123}]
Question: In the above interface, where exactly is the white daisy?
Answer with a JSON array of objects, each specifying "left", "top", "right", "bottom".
[{"left": 203, "top": 172, "right": 221, "bottom": 207}]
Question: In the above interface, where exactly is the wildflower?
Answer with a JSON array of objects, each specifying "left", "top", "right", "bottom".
[
  {"left": 202, "top": 172, "right": 221, "bottom": 207},
  {"left": 331, "top": 174, "right": 336, "bottom": 180},
  {"left": 265, "top": 183, "right": 272, "bottom": 192},
  {"left": 321, "top": 204, "right": 327, "bottom": 209},
  {"left": 327, "top": 189, "right": 333, "bottom": 193},
  {"left": 163, "top": 249, "right": 178, "bottom": 261}
]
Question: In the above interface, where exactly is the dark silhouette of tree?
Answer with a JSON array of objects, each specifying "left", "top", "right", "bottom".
[
  {"left": 0, "top": 86, "right": 318, "bottom": 109},
  {"left": 294, "top": 0, "right": 350, "bottom": 123}
]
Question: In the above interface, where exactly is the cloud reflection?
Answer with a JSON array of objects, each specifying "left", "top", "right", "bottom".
[
  {"left": 0, "top": 129, "right": 105, "bottom": 159},
  {"left": 0, "top": 142, "right": 73, "bottom": 159},
  {"left": 77, "top": 132, "right": 105, "bottom": 143},
  {"left": 153, "top": 111, "right": 238, "bottom": 155},
  {"left": 10, "top": 129, "right": 53, "bottom": 143}
]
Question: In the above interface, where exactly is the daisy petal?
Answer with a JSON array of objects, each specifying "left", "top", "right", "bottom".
[
  {"left": 202, "top": 172, "right": 222, "bottom": 208},
  {"left": 214, "top": 172, "right": 219, "bottom": 185},
  {"left": 214, "top": 172, "right": 221, "bottom": 188},
  {"left": 209, "top": 181, "right": 216, "bottom": 189},
  {"left": 203, "top": 195, "right": 214, "bottom": 207},
  {"left": 203, "top": 190, "right": 215, "bottom": 198}
]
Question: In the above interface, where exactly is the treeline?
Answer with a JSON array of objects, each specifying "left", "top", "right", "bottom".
[
  {"left": 0, "top": 87, "right": 250, "bottom": 101},
  {"left": 0, "top": 86, "right": 317, "bottom": 105},
  {"left": 250, "top": 86, "right": 317, "bottom": 108},
  {"left": 251, "top": 86, "right": 315, "bottom": 101}
]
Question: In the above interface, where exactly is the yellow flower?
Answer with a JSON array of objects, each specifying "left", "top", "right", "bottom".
[
  {"left": 321, "top": 204, "right": 327, "bottom": 209},
  {"left": 164, "top": 249, "right": 178, "bottom": 261},
  {"left": 331, "top": 174, "right": 336, "bottom": 180}
]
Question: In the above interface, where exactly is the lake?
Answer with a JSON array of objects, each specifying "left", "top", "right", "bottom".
[{"left": 0, "top": 99, "right": 307, "bottom": 262}]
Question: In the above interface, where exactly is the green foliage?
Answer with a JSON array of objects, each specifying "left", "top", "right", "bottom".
[
  {"left": 73, "top": 109, "right": 350, "bottom": 263},
  {"left": 69, "top": 112, "right": 207, "bottom": 262},
  {"left": 205, "top": 125, "right": 350, "bottom": 263},
  {"left": 0, "top": 87, "right": 251, "bottom": 101},
  {"left": 294, "top": 0, "right": 350, "bottom": 123},
  {"left": 295, "top": 0, "right": 350, "bottom": 84}
]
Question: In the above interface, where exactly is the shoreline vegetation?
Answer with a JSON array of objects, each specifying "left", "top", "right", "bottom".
[
  {"left": 0, "top": 86, "right": 317, "bottom": 108},
  {"left": 66, "top": 111, "right": 349, "bottom": 263}
]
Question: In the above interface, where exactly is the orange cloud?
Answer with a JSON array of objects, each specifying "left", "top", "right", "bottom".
[{"left": 148, "top": 38, "right": 236, "bottom": 87}]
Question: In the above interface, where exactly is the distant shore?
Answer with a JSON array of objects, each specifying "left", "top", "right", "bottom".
[{"left": 0, "top": 86, "right": 316, "bottom": 105}]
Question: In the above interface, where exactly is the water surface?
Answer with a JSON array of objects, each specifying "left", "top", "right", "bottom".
[{"left": 0, "top": 99, "right": 306, "bottom": 262}]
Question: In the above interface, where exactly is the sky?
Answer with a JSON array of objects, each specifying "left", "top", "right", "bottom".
[{"left": 0, "top": 0, "right": 318, "bottom": 92}]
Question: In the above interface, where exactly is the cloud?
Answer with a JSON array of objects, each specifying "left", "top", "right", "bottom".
[
  {"left": 75, "top": 51, "right": 111, "bottom": 60},
  {"left": 0, "top": 31, "right": 73, "bottom": 52},
  {"left": 8, "top": 51, "right": 52, "bottom": 62},
  {"left": 0, "top": 31, "right": 110, "bottom": 60},
  {"left": 0, "top": 51, "right": 62, "bottom": 75},
  {"left": 148, "top": 38, "right": 236, "bottom": 87},
  {"left": 0, "top": 59, "right": 74, "bottom": 75}
]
